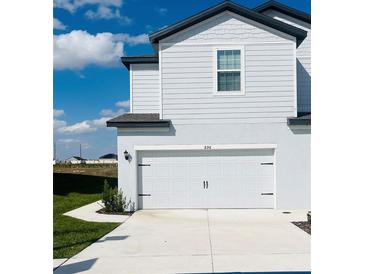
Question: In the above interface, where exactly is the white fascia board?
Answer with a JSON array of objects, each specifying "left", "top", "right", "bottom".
[{"left": 134, "top": 143, "right": 277, "bottom": 151}]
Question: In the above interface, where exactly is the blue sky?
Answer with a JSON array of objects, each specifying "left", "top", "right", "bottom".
[{"left": 53, "top": 0, "right": 311, "bottom": 160}]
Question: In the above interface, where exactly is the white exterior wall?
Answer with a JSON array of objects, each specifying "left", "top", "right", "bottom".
[
  {"left": 160, "top": 11, "right": 297, "bottom": 123},
  {"left": 130, "top": 63, "right": 160, "bottom": 113},
  {"left": 263, "top": 10, "right": 311, "bottom": 112},
  {"left": 117, "top": 123, "right": 310, "bottom": 209}
]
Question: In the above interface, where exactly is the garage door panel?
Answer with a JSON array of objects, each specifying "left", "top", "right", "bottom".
[
  {"left": 171, "top": 163, "right": 188, "bottom": 177},
  {"left": 221, "top": 162, "right": 239, "bottom": 177},
  {"left": 138, "top": 148, "right": 275, "bottom": 209},
  {"left": 189, "top": 163, "right": 204, "bottom": 177},
  {"left": 205, "top": 162, "right": 221, "bottom": 177}
]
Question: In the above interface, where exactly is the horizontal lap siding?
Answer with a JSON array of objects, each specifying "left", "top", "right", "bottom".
[
  {"left": 131, "top": 64, "right": 160, "bottom": 113},
  {"left": 263, "top": 10, "right": 311, "bottom": 112},
  {"left": 161, "top": 43, "right": 295, "bottom": 124}
]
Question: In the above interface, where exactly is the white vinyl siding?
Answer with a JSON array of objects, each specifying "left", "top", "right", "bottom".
[
  {"left": 161, "top": 42, "right": 295, "bottom": 124},
  {"left": 262, "top": 9, "right": 311, "bottom": 112},
  {"left": 131, "top": 63, "right": 160, "bottom": 113}
]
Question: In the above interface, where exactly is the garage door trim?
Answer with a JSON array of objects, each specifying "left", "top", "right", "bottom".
[{"left": 135, "top": 143, "right": 277, "bottom": 151}]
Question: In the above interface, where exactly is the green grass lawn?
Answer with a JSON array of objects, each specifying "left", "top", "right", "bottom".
[{"left": 53, "top": 172, "right": 120, "bottom": 258}]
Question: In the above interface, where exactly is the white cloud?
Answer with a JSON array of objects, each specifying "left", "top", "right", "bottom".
[
  {"left": 99, "top": 100, "right": 129, "bottom": 117},
  {"left": 115, "top": 100, "right": 129, "bottom": 108},
  {"left": 58, "top": 138, "right": 80, "bottom": 143},
  {"left": 91, "top": 117, "right": 111, "bottom": 127},
  {"left": 53, "top": 109, "right": 65, "bottom": 117},
  {"left": 113, "top": 34, "right": 148, "bottom": 46},
  {"left": 155, "top": 7, "right": 168, "bottom": 15},
  {"left": 57, "top": 120, "right": 98, "bottom": 134},
  {"left": 54, "top": 30, "right": 123, "bottom": 70},
  {"left": 53, "top": 30, "right": 149, "bottom": 70},
  {"left": 54, "top": 101, "right": 129, "bottom": 136},
  {"left": 100, "top": 108, "right": 126, "bottom": 117},
  {"left": 54, "top": 0, "right": 128, "bottom": 22},
  {"left": 54, "top": 0, "right": 122, "bottom": 13},
  {"left": 55, "top": 115, "right": 113, "bottom": 135},
  {"left": 54, "top": 119, "right": 67, "bottom": 129},
  {"left": 53, "top": 18, "right": 67, "bottom": 30},
  {"left": 85, "top": 6, "right": 131, "bottom": 23},
  {"left": 57, "top": 138, "right": 91, "bottom": 151}
]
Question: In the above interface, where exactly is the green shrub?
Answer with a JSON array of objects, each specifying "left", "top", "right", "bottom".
[{"left": 101, "top": 180, "right": 133, "bottom": 213}]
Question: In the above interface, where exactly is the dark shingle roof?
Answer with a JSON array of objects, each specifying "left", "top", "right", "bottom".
[
  {"left": 99, "top": 153, "right": 118, "bottom": 160},
  {"left": 255, "top": 1, "right": 311, "bottom": 24},
  {"left": 149, "top": 1, "right": 307, "bottom": 46},
  {"left": 121, "top": 55, "right": 158, "bottom": 70},
  {"left": 287, "top": 112, "right": 311, "bottom": 126},
  {"left": 68, "top": 156, "right": 86, "bottom": 161},
  {"left": 107, "top": 113, "right": 171, "bottom": 128}
]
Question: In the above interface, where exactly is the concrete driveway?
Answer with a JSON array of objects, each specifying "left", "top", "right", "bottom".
[{"left": 54, "top": 209, "right": 310, "bottom": 274}]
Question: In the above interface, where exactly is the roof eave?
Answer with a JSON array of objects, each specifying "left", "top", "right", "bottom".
[
  {"left": 149, "top": 1, "right": 307, "bottom": 46},
  {"left": 287, "top": 116, "right": 311, "bottom": 126},
  {"left": 106, "top": 121, "right": 171, "bottom": 128},
  {"left": 254, "top": 0, "right": 311, "bottom": 24},
  {"left": 121, "top": 56, "right": 159, "bottom": 70}
]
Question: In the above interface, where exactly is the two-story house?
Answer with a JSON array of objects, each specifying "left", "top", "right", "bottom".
[{"left": 107, "top": 1, "right": 311, "bottom": 210}]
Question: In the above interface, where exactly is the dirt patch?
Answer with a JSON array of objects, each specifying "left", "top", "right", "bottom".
[
  {"left": 54, "top": 164, "right": 117, "bottom": 178},
  {"left": 292, "top": 221, "right": 311, "bottom": 235},
  {"left": 96, "top": 208, "right": 133, "bottom": 216}
]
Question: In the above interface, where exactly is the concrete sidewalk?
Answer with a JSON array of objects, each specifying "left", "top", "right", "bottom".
[
  {"left": 53, "top": 258, "right": 67, "bottom": 270},
  {"left": 63, "top": 200, "right": 130, "bottom": 223},
  {"left": 55, "top": 209, "right": 310, "bottom": 274}
]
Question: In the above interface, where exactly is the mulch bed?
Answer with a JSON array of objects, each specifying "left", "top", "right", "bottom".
[
  {"left": 292, "top": 221, "right": 311, "bottom": 235},
  {"left": 96, "top": 208, "right": 133, "bottom": 216}
]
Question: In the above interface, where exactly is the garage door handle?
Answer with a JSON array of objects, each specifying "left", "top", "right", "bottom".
[
  {"left": 138, "top": 194, "right": 151, "bottom": 196},
  {"left": 206, "top": 181, "right": 208, "bottom": 189},
  {"left": 261, "top": 192, "right": 273, "bottom": 195},
  {"left": 203, "top": 181, "right": 206, "bottom": 189}
]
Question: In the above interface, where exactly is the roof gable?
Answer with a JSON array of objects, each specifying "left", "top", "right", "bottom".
[
  {"left": 159, "top": 11, "right": 294, "bottom": 45},
  {"left": 255, "top": 0, "right": 311, "bottom": 24},
  {"left": 149, "top": 1, "right": 307, "bottom": 46}
]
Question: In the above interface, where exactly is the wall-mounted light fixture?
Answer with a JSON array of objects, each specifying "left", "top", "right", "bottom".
[{"left": 124, "top": 150, "right": 130, "bottom": 160}]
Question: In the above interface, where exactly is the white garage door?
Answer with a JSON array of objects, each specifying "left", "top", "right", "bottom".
[{"left": 137, "top": 149, "right": 275, "bottom": 209}]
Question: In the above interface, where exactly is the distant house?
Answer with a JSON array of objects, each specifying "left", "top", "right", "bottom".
[
  {"left": 85, "top": 159, "right": 99, "bottom": 164},
  {"left": 65, "top": 156, "right": 86, "bottom": 164},
  {"left": 98, "top": 153, "right": 118, "bottom": 164}
]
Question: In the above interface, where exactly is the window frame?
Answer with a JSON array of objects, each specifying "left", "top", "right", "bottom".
[{"left": 213, "top": 46, "right": 245, "bottom": 96}]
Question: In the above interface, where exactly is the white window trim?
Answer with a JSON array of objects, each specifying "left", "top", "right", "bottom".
[{"left": 213, "top": 46, "right": 245, "bottom": 96}]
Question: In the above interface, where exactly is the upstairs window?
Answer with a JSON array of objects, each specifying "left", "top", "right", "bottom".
[{"left": 215, "top": 49, "right": 244, "bottom": 94}]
